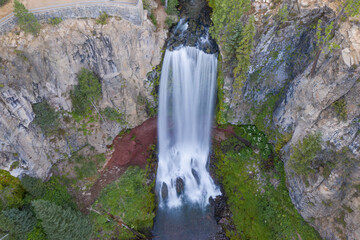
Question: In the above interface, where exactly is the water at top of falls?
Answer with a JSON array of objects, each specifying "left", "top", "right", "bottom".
[{"left": 156, "top": 46, "right": 221, "bottom": 208}]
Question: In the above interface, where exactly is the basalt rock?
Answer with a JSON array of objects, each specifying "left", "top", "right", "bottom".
[{"left": 175, "top": 177, "right": 185, "bottom": 196}]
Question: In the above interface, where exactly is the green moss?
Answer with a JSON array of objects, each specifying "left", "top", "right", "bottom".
[
  {"left": 0, "top": 170, "right": 25, "bottom": 211},
  {"left": 289, "top": 133, "right": 322, "bottom": 175},
  {"left": 91, "top": 166, "right": 155, "bottom": 239},
  {"left": 252, "top": 91, "right": 282, "bottom": 138},
  {"left": 214, "top": 125, "right": 321, "bottom": 240}
]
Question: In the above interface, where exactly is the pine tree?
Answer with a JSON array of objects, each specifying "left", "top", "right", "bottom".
[
  {"left": 31, "top": 200, "right": 92, "bottom": 240},
  {"left": 0, "top": 208, "right": 36, "bottom": 240},
  {"left": 13, "top": 0, "right": 41, "bottom": 36},
  {"left": 233, "top": 16, "right": 255, "bottom": 97}
]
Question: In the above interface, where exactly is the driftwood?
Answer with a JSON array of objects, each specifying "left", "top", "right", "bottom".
[{"left": 89, "top": 205, "right": 148, "bottom": 240}]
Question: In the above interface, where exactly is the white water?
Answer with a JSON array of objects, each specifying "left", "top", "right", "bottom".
[{"left": 156, "top": 47, "right": 221, "bottom": 208}]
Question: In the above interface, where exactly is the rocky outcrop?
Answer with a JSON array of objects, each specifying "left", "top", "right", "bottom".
[
  {"left": 220, "top": 0, "right": 360, "bottom": 239},
  {"left": 0, "top": 16, "right": 166, "bottom": 179}
]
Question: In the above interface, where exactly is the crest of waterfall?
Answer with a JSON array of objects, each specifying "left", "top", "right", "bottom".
[{"left": 156, "top": 46, "right": 221, "bottom": 208}]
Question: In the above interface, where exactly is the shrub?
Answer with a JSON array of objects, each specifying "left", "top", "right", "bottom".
[
  {"left": 289, "top": 133, "right": 322, "bottom": 175},
  {"left": 332, "top": 97, "right": 347, "bottom": 121},
  {"left": 96, "top": 12, "right": 109, "bottom": 25},
  {"left": 0, "top": 0, "right": 9, "bottom": 7},
  {"left": 32, "top": 101, "right": 59, "bottom": 135},
  {"left": 101, "top": 107, "right": 125, "bottom": 124},
  {"left": 165, "top": 0, "right": 178, "bottom": 15},
  {"left": 71, "top": 68, "right": 102, "bottom": 117},
  {"left": 277, "top": 4, "right": 289, "bottom": 23},
  {"left": 143, "top": 0, "right": 151, "bottom": 10},
  {"left": 21, "top": 175, "right": 76, "bottom": 209},
  {"left": 0, "top": 169, "right": 25, "bottom": 211},
  {"left": 165, "top": 16, "right": 173, "bottom": 28},
  {"left": 49, "top": 17, "right": 62, "bottom": 25},
  {"left": 14, "top": 0, "right": 41, "bottom": 36},
  {"left": 32, "top": 200, "right": 92, "bottom": 240},
  {"left": 27, "top": 222, "right": 47, "bottom": 240},
  {"left": 150, "top": 11, "right": 157, "bottom": 26},
  {"left": 91, "top": 166, "right": 155, "bottom": 239}
]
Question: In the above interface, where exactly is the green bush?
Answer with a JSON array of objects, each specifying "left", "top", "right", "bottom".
[
  {"left": 332, "top": 98, "right": 347, "bottom": 121},
  {"left": 0, "top": 169, "right": 25, "bottom": 211},
  {"left": 215, "top": 125, "right": 321, "bottom": 239},
  {"left": 21, "top": 175, "right": 76, "bottom": 209},
  {"left": 27, "top": 222, "right": 47, "bottom": 240},
  {"left": 101, "top": 107, "right": 125, "bottom": 124},
  {"left": 0, "top": 0, "right": 9, "bottom": 7},
  {"left": 91, "top": 166, "right": 155, "bottom": 239},
  {"left": 14, "top": 0, "right": 41, "bottom": 36},
  {"left": 32, "top": 101, "right": 59, "bottom": 135},
  {"left": 166, "top": 0, "right": 178, "bottom": 15},
  {"left": 49, "top": 17, "right": 62, "bottom": 25},
  {"left": 32, "top": 200, "right": 92, "bottom": 240},
  {"left": 96, "top": 12, "right": 109, "bottom": 25},
  {"left": 143, "top": 0, "right": 151, "bottom": 10},
  {"left": 289, "top": 133, "right": 322, "bottom": 175},
  {"left": 165, "top": 16, "right": 173, "bottom": 28},
  {"left": 71, "top": 68, "right": 102, "bottom": 117},
  {"left": 150, "top": 11, "right": 157, "bottom": 26}
]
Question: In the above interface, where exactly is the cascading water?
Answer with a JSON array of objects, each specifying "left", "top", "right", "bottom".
[{"left": 156, "top": 36, "right": 221, "bottom": 208}]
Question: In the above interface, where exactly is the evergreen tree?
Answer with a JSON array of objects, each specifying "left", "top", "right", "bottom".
[
  {"left": 233, "top": 16, "right": 255, "bottom": 95},
  {"left": 71, "top": 68, "right": 102, "bottom": 117},
  {"left": 13, "top": 0, "right": 41, "bottom": 36},
  {"left": 31, "top": 200, "right": 92, "bottom": 240},
  {"left": 0, "top": 208, "right": 36, "bottom": 240}
]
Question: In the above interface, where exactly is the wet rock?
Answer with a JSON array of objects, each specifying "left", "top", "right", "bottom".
[
  {"left": 176, "top": 177, "right": 185, "bottom": 195},
  {"left": 191, "top": 168, "right": 200, "bottom": 185},
  {"left": 161, "top": 182, "right": 168, "bottom": 200}
]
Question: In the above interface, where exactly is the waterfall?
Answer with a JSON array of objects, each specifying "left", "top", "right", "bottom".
[{"left": 156, "top": 46, "right": 221, "bottom": 208}]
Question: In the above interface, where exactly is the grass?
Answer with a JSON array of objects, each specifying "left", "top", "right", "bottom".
[
  {"left": 214, "top": 125, "right": 321, "bottom": 240},
  {"left": 90, "top": 166, "right": 155, "bottom": 239}
]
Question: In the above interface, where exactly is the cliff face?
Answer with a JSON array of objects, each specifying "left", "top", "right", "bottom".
[
  {"left": 0, "top": 17, "right": 166, "bottom": 179},
  {"left": 220, "top": 0, "right": 360, "bottom": 239}
]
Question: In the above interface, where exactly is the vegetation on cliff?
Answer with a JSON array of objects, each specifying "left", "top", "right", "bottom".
[
  {"left": 208, "top": 0, "right": 255, "bottom": 97},
  {"left": 214, "top": 125, "right": 321, "bottom": 239},
  {"left": 14, "top": 0, "right": 41, "bottom": 36}
]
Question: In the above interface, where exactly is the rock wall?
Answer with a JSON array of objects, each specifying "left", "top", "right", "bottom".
[
  {"left": 0, "top": 16, "right": 166, "bottom": 179},
  {"left": 220, "top": 0, "right": 360, "bottom": 239},
  {"left": 0, "top": 0, "right": 144, "bottom": 35}
]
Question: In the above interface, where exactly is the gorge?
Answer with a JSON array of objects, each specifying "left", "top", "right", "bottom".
[{"left": 0, "top": 0, "right": 360, "bottom": 239}]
